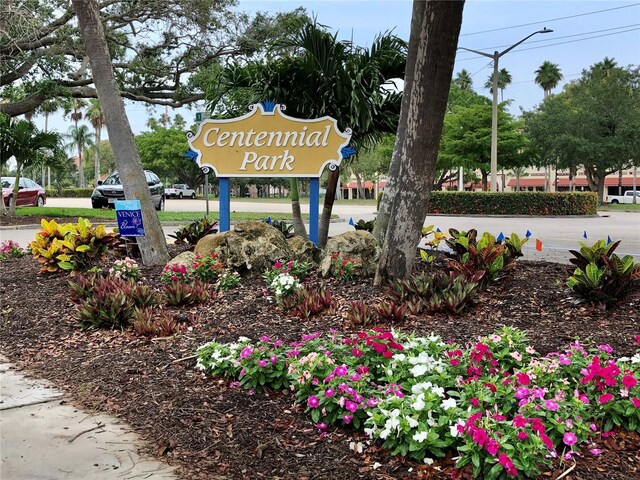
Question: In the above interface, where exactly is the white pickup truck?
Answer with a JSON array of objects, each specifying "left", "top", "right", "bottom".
[
  {"left": 606, "top": 190, "right": 640, "bottom": 204},
  {"left": 165, "top": 184, "right": 196, "bottom": 199}
]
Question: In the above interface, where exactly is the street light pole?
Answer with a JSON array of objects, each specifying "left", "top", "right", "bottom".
[{"left": 459, "top": 28, "right": 553, "bottom": 192}]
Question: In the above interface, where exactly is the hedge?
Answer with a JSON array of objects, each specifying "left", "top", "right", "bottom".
[
  {"left": 426, "top": 191, "right": 598, "bottom": 216},
  {"left": 46, "top": 188, "right": 94, "bottom": 198}
]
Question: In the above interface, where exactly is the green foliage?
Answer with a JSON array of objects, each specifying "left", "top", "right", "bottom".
[
  {"left": 567, "top": 240, "right": 640, "bottom": 307},
  {"left": 525, "top": 62, "right": 640, "bottom": 202},
  {"left": 70, "top": 274, "right": 156, "bottom": 330},
  {"left": 426, "top": 275, "right": 480, "bottom": 314},
  {"left": 169, "top": 217, "right": 219, "bottom": 245},
  {"left": 329, "top": 252, "right": 360, "bottom": 281},
  {"left": 428, "top": 191, "right": 598, "bottom": 215},
  {"left": 0, "top": 240, "right": 27, "bottom": 260},
  {"left": 353, "top": 219, "right": 375, "bottom": 233},
  {"left": 45, "top": 187, "right": 94, "bottom": 198},
  {"left": 292, "top": 284, "right": 334, "bottom": 319},
  {"left": 217, "top": 271, "right": 241, "bottom": 291},
  {"left": 343, "top": 300, "right": 376, "bottom": 326},
  {"left": 161, "top": 278, "right": 212, "bottom": 306},
  {"left": 29, "top": 218, "right": 119, "bottom": 273},
  {"left": 192, "top": 253, "right": 225, "bottom": 283},
  {"left": 270, "top": 219, "right": 294, "bottom": 238}
]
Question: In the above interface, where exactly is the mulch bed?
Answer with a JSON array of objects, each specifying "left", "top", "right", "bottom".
[{"left": 0, "top": 248, "right": 639, "bottom": 480}]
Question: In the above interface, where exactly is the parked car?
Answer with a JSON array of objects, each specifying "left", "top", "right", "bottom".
[
  {"left": 2, "top": 176, "right": 46, "bottom": 207},
  {"left": 165, "top": 184, "right": 196, "bottom": 199},
  {"left": 605, "top": 190, "right": 640, "bottom": 204},
  {"left": 91, "top": 170, "right": 165, "bottom": 211}
]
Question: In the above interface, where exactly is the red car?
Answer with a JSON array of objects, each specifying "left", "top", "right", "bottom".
[{"left": 2, "top": 177, "right": 46, "bottom": 207}]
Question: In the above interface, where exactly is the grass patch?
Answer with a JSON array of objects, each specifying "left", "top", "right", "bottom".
[
  {"left": 598, "top": 203, "right": 640, "bottom": 212},
  {"left": 10, "top": 207, "right": 316, "bottom": 223}
]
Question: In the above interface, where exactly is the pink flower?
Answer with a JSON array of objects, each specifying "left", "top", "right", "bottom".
[
  {"left": 307, "top": 395, "right": 320, "bottom": 408},
  {"left": 270, "top": 355, "right": 278, "bottom": 363},
  {"left": 257, "top": 359, "right": 268, "bottom": 368},
  {"left": 259, "top": 335, "right": 270, "bottom": 342},
  {"left": 517, "top": 431, "right": 529, "bottom": 440},
  {"left": 325, "top": 388, "right": 335, "bottom": 397},
  {"left": 515, "top": 387, "right": 529, "bottom": 399},
  {"left": 545, "top": 400, "right": 559, "bottom": 411},
  {"left": 539, "top": 432, "right": 554, "bottom": 450},
  {"left": 471, "top": 428, "right": 488, "bottom": 447},
  {"left": 351, "top": 348, "right": 363, "bottom": 357},
  {"left": 485, "top": 438, "right": 500, "bottom": 456},
  {"left": 598, "top": 344, "right": 613, "bottom": 354},
  {"left": 498, "top": 453, "right": 518, "bottom": 476},
  {"left": 316, "top": 422, "right": 327, "bottom": 431},
  {"left": 631, "top": 397, "right": 640, "bottom": 408},
  {"left": 589, "top": 448, "right": 602, "bottom": 455},
  {"left": 470, "top": 397, "right": 480, "bottom": 407},
  {"left": 622, "top": 374, "right": 637, "bottom": 389},
  {"left": 516, "top": 372, "right": 531, "bottom": 385},
  {"left": 598, "top": 393, "right": 614, "bottom": 404},
  {"left": 240, "top": 347, "right": 253, "bottom": 359},
  {"left": 510, "top": 351, "right": 522, "bottom": 362},
  {"left": 563, "top": 432, "right": 578, "bottom": 446},
  {"left": 345, "top": 400, "right": 358, "bottom": 412},
  {"left": 366, "top": 398, "right": 377, "bottom": 408},
  {"left": 334, "top": 365, "right": 348, "bottom": 377},
  {"left": 356, "top": 365, "right": 369, "bottom": 375},
  {"left": 342, "top": 414, "right": 353, "bottom": 424}
]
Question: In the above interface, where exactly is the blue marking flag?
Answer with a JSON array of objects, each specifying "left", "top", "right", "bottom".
[
  {"left": 183, "top": 148, "right": 198, "bottom": 162},
  {"left": 266, "top": 217, "right": 272, "bottom": 224},
  {"left": 341, "top": 146, "right": 358, "bottom": 159},
  {"left": 348, "top": 217, "right": 355, "bottom": 226},
  {"left": 525, "top": 230, "right": 532, "bottom": 238},
  {"left": 436, "top": 227, "right": 442, "bottom": 233},
  {"left": 115, "top": 200, "right": 145, "bottom": 237},
  {"left": 583, "top": 230, "right": 588, "bottom": 239},
  {"left": 496, "top": 232, "right": 505, "bottom": 242},
  {"left": 260, "top": 100, "right": 276, "bottom": 112},
  {"left": 607, "top": 235, "right": 612, "bottom": 244}
]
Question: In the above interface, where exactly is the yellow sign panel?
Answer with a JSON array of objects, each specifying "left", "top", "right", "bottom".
[{"left": 186, "top": 103, "right": 352, "bottom": 177}]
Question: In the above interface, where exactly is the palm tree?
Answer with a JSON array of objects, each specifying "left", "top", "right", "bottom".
[
  {"left": 454, "top": 69, "right": 473, "bottom": 91},
  {"left": 534, "top": 61, "right": 563, "bottom": 98},
  {"left": 86, "top": 99, "right": 105, "bottom": 185},
  {"left": 594, "top": 57, "right": 617, "bottom": 78},
  {"left": 65, "top": 124, "right": 95, "bottom": 186},
  {"left": 37, "top": 98, "right": 65, "bottom": 186},
  {"left": 68, "top": 98, "right": 88, "bottom": 186},
  {"left": 0, "top": 117, "right": 62, "bottom": 216},
  {"left": 484, "top": 68, "right": 512, "bottom": 102},
  {"left": 210, "top": 23, "right": 406, "bottom": 245}
]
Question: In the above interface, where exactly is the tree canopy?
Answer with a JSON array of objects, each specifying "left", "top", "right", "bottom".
[
  {"left": 0, "top": 0, "right": 309, "bottom": 117},
  {"left": 525, "top": 61, "right": 640, "bottom": 202}
]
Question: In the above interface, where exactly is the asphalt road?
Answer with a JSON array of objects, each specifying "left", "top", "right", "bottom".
[{"left": 1, "top": 197, "right": 638, "bottom": 263}]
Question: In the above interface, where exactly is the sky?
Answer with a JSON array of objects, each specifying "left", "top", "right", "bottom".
[{"left": 43, "top": 0, "right": 640, "bottom": 138}]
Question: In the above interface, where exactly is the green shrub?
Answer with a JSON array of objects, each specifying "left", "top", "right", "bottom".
[
  {"left": 427, "top": 191, "right": 598, "bottom": 215},
  {"left": 567, "top": 240, "right": 640, "bottom": 307},
  {"left": 45, "top": 187, "right": 94, "bottom": 198},
  {"left": 30, "top": 218, "right": 119, "bottom": 273}
]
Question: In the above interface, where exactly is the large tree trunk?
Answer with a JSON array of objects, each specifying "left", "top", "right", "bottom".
[
  {"left": 94, "top": 125, "right": 101, "bottom": 185},
  {"left": 318, "top": 165, "right": 340, "bottom": 247},
  {"left": 584, "top": 166, "right": 605, "bottom": 204},
  {"left": 289, "top": 178, "right": 307, "bottom": 239},
  {"left": 354, "top": 172, "right": 366, "bottom": 199},
  {"left": 72, "top": 0, "right": 169, "bottom": 265},
  {"left": 481, "top": 170, "right": 488, "bottom": 191},
  {"left": 8, "top": 164, "right": 23, "bottom": 217},
  {"left": 375, "top": 0, "right": 464, "bottom": 284}
]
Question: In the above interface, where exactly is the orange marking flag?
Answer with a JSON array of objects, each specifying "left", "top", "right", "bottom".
[{"left": 535, "top": 239, "right": 543, "bottom": 252}]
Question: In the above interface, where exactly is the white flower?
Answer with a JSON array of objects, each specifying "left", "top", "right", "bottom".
[
  {"left": 406, "top": 416, "right": 419, "bottom": 428},
  {"left": 379, "top": 429, "right": 390, "bottom": 439},
  {"left": 412, "top": 395, "right": 425, "bottom": 412},
  {"left": 431, "top": 385, "right": 445, "bottom": 397},
  {"left": 412, "top": 431, "right": 428, "bottom": 443},
  {"left": 410, "top": 364, "right": 428, "bottom": 377},
  {"left": 450, "top": 424, "right": 461, "bottom": 437},
  {"left": 394, "top": 353, "right": 406, "bottom": 362},
  {"left": 441, "top": 398, "right": 457, "bottom": 410}
]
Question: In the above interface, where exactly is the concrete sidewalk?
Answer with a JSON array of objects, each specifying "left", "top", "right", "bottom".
[{"left": 0, "top": 355, "right": 177, "bottom": 479}]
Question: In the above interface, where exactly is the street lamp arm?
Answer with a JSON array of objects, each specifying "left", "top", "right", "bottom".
[
  {"left": 457, "top": 46, "right": 494, "bottom": 59},
  {"left": 499, "top": 28, "right": 553, "bottom": 57}
]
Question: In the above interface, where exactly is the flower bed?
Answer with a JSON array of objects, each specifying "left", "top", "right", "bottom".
[{"left": 197, "top": 327, "right": 640, "bottom": 479}]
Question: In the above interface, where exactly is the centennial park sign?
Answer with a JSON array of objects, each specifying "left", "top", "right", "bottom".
[{"left": 186, "top": 102, "right": 353, "bottom": 244}]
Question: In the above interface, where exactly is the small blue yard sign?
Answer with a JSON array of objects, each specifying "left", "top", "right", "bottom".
[{"left": 115, "top": 200, "right": 145, "bottom": 237}]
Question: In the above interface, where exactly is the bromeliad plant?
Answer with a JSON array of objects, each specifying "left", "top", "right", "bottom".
[
  {"left": 196, "top": 327, "right": 640, "bottom": 479},
  {"left": 168, "top": 217, "right": 218, "bottom": 245},
  {"left": 567, "top": 240, "right": 640, "bottom": 307}
]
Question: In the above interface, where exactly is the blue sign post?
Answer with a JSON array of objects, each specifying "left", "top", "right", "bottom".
[{"left": 115, "top": 200, "right": 145, "bottom": 237}]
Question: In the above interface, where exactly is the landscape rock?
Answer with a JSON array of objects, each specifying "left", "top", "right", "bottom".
[
  {"left": 320, "top": 230, "right": 380, "bottom": 277},
  {"left": 194, "top": 221, "right": 293, "bottom": 274},
  {"left": 165, "top": 251, "right": 196, "bottom": 274},
  {"left": 288, "top": 236, "right": 321, "bottom": 264}
]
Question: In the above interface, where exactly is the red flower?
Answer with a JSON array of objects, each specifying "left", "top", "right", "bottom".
[
  {"left": 631, "top": 397, "right": 640, "bottom": 408},
  {"left": 598, "top": 393, "right": 614, "bottom": 403},
  {"left": 516, "top": 372, "right": 531, "bottom": 386},
  {"left": 622, "top": 374, "right": 637, "bottom": 389}
]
